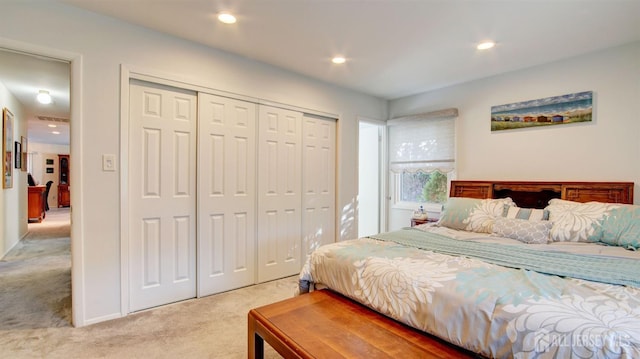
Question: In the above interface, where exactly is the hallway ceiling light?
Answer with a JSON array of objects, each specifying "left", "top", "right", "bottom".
[
  {"left": 477, "top": 41, "right": 496, "bottom": 50},
  {"left": 48, "top": 124, "right": 57, "bottom": 128},
  {"left": 332, "top": 56, "right": 346, "bottom": 64},
  {"left": 37, "top": 90, "right": 52, "bottom": 104},
  {"left": 52, "top": 131, "right": 60, "bottom": 135},
  {"left": 218, "top": 12, "right": 236, "bottom": 24}
]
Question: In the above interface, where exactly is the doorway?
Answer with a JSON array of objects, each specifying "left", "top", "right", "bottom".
[
  {"left": 358, "top": 119, "right": 385, "bottom": 237},
  {"left": 0, "top": 47, "right": 73, "bottom": 326}
]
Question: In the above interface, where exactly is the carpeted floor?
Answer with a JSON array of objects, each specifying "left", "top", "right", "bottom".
[{"left": 0, "top": 208, "right": 293, "bottom": 358}]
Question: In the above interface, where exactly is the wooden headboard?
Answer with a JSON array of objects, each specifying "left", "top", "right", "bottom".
[{"left": 450, "top": 180, "right": 634, "bottom": 208}]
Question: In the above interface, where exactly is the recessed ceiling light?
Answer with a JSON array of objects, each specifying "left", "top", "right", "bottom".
[
  {"left": 477, "top": 41, "right": 496, "bottom": 50},
  {"left": 218, "top": 12, "right": 237, "bottom": 24},
  {"left": 37, "top": 90, "right": 52, "bottom": 104},
  {"left": 52, "top": 131, "right": 60, "bottom": 135},
  {"left": 332, "top": 56, "right": 346, "bottom": 64},
  {"left": 48, "top": 124, "right": 57, "bottom": 128}
]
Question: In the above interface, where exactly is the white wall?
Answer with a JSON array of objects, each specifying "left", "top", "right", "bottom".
[
  {"left": 388, "top": 42, "right": 640, "bottom": 229},
  {"left": 1, "top": 2, "right": 387, "bottom": 325},
  {"left": 0, "top": 81, "right": 28, "bottom": 257}
]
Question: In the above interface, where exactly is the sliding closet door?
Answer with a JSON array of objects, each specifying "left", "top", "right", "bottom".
[
  {"left": 257, "top": 105, "right": 302, "bottom": 282},
  {"left": 129, "top": 80, "right": 197, "bottom": 312},
  {"left": 198, "top": 93, "right": 256, "bottom": 296},
  {"left": 302, "top": 115, "right": 336, "bottom": 257}
]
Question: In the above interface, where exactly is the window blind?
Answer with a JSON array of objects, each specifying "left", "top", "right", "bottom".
[{"left": 388, "top": 110, "right": 456, "bottom": 173}]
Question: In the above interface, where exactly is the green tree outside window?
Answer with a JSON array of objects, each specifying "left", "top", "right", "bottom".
[
  {"left": 422, "top": 170, "right": 447, "bottom": 203},
  {"left": 399, "top": 170, "right": 448, "bottom": 204}
]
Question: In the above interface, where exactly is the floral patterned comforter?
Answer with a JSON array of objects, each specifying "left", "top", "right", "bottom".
[{"left": 298, "top": 229, "right": 640, "bottom": 358}]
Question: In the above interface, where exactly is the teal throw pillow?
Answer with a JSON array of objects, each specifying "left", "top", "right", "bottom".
[{"left": 597, "top": 204, "right": 640, "bottom": 250}]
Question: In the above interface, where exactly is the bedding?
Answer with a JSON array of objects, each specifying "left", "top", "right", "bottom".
[
  {"left": 491, "top": 217, "right": 552, "bottom": 244},
  {"left": 299, "top": 226, "right": 640, "bottom": 358},
  {"left": 437, "top": 197, "right": 515, "bottom": 233},
  {"left": 544, "top": 200, "right": 640, "bottom": 250},
  {"left": 595, "top": 204, "right": 640, "bottom": 250},
  {"left": 503, "top": 205, "right": 549, "bottom": 221},
  {"left": 545, "top": 199, "right": 621, "bottom": 243}
]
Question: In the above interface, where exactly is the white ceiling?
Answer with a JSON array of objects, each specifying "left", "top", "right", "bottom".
[
  {"left": 2, "top": 1, "right": 638, "bottom": 147},
  {"left": 63, "top": 0, "right": 640, "bottom": 100},
  {"left": 0, "top": 49, "right": 70, "bottom": 146}
]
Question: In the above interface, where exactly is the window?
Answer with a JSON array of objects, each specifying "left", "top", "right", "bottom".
[
  {"left": 399, "top": 170, "right": 448, "bottom": 203},
  {"left": 388, "top": 109, "right": 456, "bottom": 211}
]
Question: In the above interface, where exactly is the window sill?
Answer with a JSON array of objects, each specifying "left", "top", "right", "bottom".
[{"left": 391, "top": 201, "right": 442, "bottom": 213}]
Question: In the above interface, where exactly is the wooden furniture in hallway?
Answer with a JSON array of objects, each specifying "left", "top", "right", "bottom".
[
  {"left": 28, "top": 185, "right": 46, "bottom": 222},
  {"left": 58, "top": 154, "right": 70, "bottom": 207}
]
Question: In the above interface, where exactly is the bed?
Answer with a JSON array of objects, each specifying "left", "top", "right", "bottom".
[{"left": 299, "top": 180, "right": 639, "bottom": 358}]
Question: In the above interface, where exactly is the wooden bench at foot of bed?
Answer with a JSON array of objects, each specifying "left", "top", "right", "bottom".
[{"left": 248, "top": 289, "right": 476, "bottom": 359}]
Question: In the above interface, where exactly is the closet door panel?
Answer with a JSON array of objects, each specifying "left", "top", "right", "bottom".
[
  {"left": 129, "top": 80, "right": 197, "bottom": 312},
  {"left": 198, "top": 93, "right": 256, "bottom": 296},
  {"left": 257, "top": 105, "right": 302, "bottom": 283},
  {"left": 302, "top": 115, "right": 336, "bottom": 258}
]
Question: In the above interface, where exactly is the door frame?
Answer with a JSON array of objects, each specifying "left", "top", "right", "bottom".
[
  {"left": 119, "top": 64, "right": 339, "bottom": 315},
  {"left": 0, "top": 38, "right": 83, "bottom": 325},
  {"left": 356, "top": 117, "right": 387, "bottom": 235}
]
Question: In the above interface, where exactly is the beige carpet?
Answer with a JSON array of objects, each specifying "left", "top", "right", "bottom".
[{"left": 0, "top": 208, "right": 293, "bottom": 358}]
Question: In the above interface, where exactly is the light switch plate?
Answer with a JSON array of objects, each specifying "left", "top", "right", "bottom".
[{"left": 103, "top": 154, "right": 116, "bottom": 171}]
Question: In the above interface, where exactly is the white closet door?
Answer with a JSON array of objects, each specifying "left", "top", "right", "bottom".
[
  {"left": 198, "top": 93, "right": 256, "bottom": 296},
  {"left": 302, "top": 115, "right": 336, "bottom": 257},
  {"left": 129, "top": 80, "right": 197, "bottom": 312},
  {"left": 257, "top": 105, "right": 302, "bottom": 282}
]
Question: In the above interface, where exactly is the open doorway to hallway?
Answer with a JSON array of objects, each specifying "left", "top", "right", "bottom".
[{"left": 0, "top": 48, "right": 72, "bottom": 326}]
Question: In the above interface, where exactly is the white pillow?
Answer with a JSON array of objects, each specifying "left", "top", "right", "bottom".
[
  {"left": 438, "top": 197, "right": 515, "bottom": 233},
  {"left": 545, "top": 199, "right": 619, "bottom": 242},
  {"left": 464, "top": 197, "right": 516, "bottom": 233}
]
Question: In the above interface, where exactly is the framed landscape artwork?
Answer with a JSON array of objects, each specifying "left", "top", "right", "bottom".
[
  {"left": 3, "top": 107, "right": 13, "bottom": 189},
  {"left": 491, "top": 91, "right": 593, "bottom": 132}
]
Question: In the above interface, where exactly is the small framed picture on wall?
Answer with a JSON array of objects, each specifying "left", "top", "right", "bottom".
[
  {"left": 14, "top": 141, "right": 21, "bottom": 169},
  {"left": 21, "top": 136, "right": 27, "bottom": 172}
]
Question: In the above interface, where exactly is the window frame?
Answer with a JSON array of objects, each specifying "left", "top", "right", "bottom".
[
  {"left": 387, "top": 108, "right": 457, "bottom": 215},
  {"left": 390, "top": 170, "right": 454, "bottom": 212}
]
